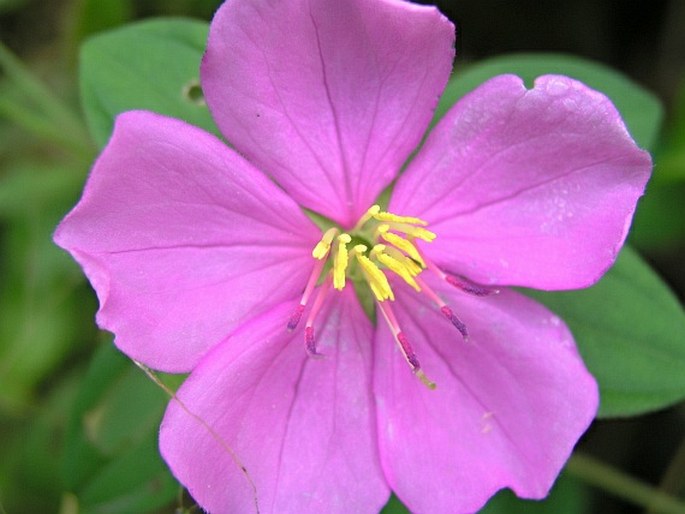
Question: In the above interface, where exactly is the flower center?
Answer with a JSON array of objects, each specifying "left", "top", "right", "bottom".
[
  {"left": 288, "top": 205, "right": 499, "bottom": 389},
  {"left": 316, "top": 204, "right": 435, "bottom": 301}
]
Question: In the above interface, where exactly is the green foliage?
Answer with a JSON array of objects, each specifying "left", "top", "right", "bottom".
[
  {"left": 0, "top": 373, "right": 81, "bottom": 513},
  {"left": 526, "top": 246, "right": 685, "bottom": 417},
  {"left": 0, "top": 162, "right": 91, "bottom": 414},
  {"left": 0, "top": 0, "right": 28, "bottom": 15},
  {"left": 630, "top": 182, "right": 685, "bottom": 252},
  {"left": 434, "top": 53, "right": 663, "bottom": 151},
  {"left": 79, "top": 18, "right": 217, "bottom": 148},
  {"left": 654, "top": 81, "right": 685, "bottom": 183},
  {"left": 71, "top": 0, "right": 134, "bottom": 43},
  {"left": 62, "top": 343, "right": 178, "bottom": 513}
]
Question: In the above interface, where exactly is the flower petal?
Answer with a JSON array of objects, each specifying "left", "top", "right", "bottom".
[
  {"left": 374, "top": 281, "right": 598, "bottom": 513},
  {"left": 202, "top": 0, "right": 454, "bottom": 227},
  {"left": 391, "top": 75, "right": 652, "bottom": 290},
  {"left": 159, "top": 293, "right": 389, "bottom": 514},
  {"left": 54, "top": 111, "right": 319, "bottom": 372}
]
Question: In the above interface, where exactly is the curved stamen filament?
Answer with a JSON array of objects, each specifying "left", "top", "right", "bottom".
[
  {"left": 415, "top": 275, "right": 469, "bottom": 340},
  {"left": 288, "top": 256, "right": 328, "bottom": 331},
  {"left": 422, "top": 252, "right": 500, "bottom": 297},
  {"left": 303, "top": 274, "right": 333, "bottom": 357},
  {"left": 445, "top": 274, "right": 500, "bottom": 296},
  {"left": 377, "top": 300, "right": 436, "bottom": 390},
  {"left": 312, "top": 227, "right": 339, "bottom": 260},
  {"left": 354, "top": 204, "right": 381, "bottom": 231}
]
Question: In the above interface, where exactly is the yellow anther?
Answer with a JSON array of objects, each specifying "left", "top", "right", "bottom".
[
  {"left": 369, "top": 243, "right": 385, "bottom": 260},
  {"left": 374, "top": 245, "right": 421, "bottom": 292},
  {"left": 312, "top": 228, "right": 339, "bottom": 259},
  {"left": 385, "top": 246, "right": 422, "bottom": 276},
  {"left": 354, "top": 204, "right": 382, "bottom": 230},
  {"left": 368, "top": 280, "right": 387, "bottom": 304},
  {"left": 373, "top": 210, "right": 429, "bottom": 227},
  {"left": 356, "top": 253, "right": 394, "bottom": 301},
  {"left": 416, "top": 369, "right": 437, "bottom": 390},
  {"left": 309, "top": 205, "right": 434, "bottom": 306},
  {"left": 351, "top": 243, "right": 368, "bottom": 256},
  {"left": 377, "top": 225, "right": 426, "bottom": 268},
  {"left": 333, "top": 234, "right": 351, "bottom": 290},
  {"left": 391, "top": 223, "right": 436, "bottom": 242}
]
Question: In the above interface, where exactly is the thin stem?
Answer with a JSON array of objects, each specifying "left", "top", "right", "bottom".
[
  {"left": 566, "top": 453, "right": 685, "bottom": 514},
  {"left": 648, "top": 436, "right": 685, "bottom": 514}
]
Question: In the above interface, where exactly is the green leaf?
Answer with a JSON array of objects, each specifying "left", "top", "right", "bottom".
[
  {"left": 381, "top": 494, "right": 410, "bottom": 514},
  {"left": 63, "top": 343, "right": 177, "bottom": 512},
  {"left": 79, "top": 18, "right": 217, "bottom": 148},
  {"left": 0, "top": 372, "right": 80, "bottom": 513},
  {"left": 629, "top": 182, "right": 685, "bottom": 252},
  {"left": 0, "top": 162, "right": 92, "bottom": 414},
  {"left": 434, "top": 53, "right": 663, "bottom": 151},
  {"left": 72, "top": 0, "right": 133, "bottom": 42},
  {"left": 79, "top": 431, "right": 179, "bottom": 514},
  {"left": 525, "top": 246, "right": 685, "bottom": 418},
  {"left": 0, "top": 42, "right": 92, "bottom": 155},
  {"left": 0, "top": 0, "right": 29, "bottom": 14},
  {"left": 652, "top": 80, "right": 685, "bottom": 183}
]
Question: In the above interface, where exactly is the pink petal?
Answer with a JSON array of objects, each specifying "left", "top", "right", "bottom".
[
  {"left": 391, "top": 75, "right": 652, "bottom": 290},
  {"left": 159, "top": 293, "right": 389, "bottom": 514},
  {"left": 202, "top": 0, "right": 454, "bottom": 227},
  {"left": 54, "top": 111, "right": 319, "bottom": 372},
  {"left": 374, "top": 280, "right": 598, "bottom": 513}
]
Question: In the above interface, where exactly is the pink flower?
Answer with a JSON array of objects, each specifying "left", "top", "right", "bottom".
[{"left": 55, "top": 0, "right": 652, "bottom": 512}]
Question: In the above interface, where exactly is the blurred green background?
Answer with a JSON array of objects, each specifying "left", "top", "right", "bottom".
[{"left": 1, "top": 0, "right": 684, "bottom": 513}]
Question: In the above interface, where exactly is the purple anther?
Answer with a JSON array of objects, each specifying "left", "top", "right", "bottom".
[
  {"left": 304, "top": 326, "right": 323, "bottom": 357},
  {"left": 445, "top": 274, "right": 499, "bottom": 297},
  {"left": 287, "top": 304, "right": 305, "bottom": 331},
  {"left": 440, "top": 306, "right": 469, "bottom": 340},
  {"left": 397, "top": 331, "right": 421, "bottom": 370}
]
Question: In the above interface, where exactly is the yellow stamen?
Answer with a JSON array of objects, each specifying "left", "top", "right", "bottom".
[
  {"left": 416, "top": 369, "right": 437, "bottom": 390},
  {"left": 355, "top": 245, "right": 394, "bottom": 301},
  {"left": 390, "top": 223, "right": 436, "bottom": 242},
  {"left": 354, "top": 204, "right": 381, "bottom": 230},
  {"left": 373, "top": 244, "right": 421, "bottom": 292},
  {"left": 385, "top": 246, "right": 422, "bottom": 276},
  {"left": 377, "top": 225, "right": 426, "bottom": 267},
  {"left": 373, "top": 210, "right": 429, "bottom": 227},
  {"left": 333, "top": 234, "right": 351, "bottom": 290},
  {"left": 312, "top": 227, "right": 339, "bottom": 259},
  {"left": 350, "top": 243, "right": 367, "bottom": 256}
]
